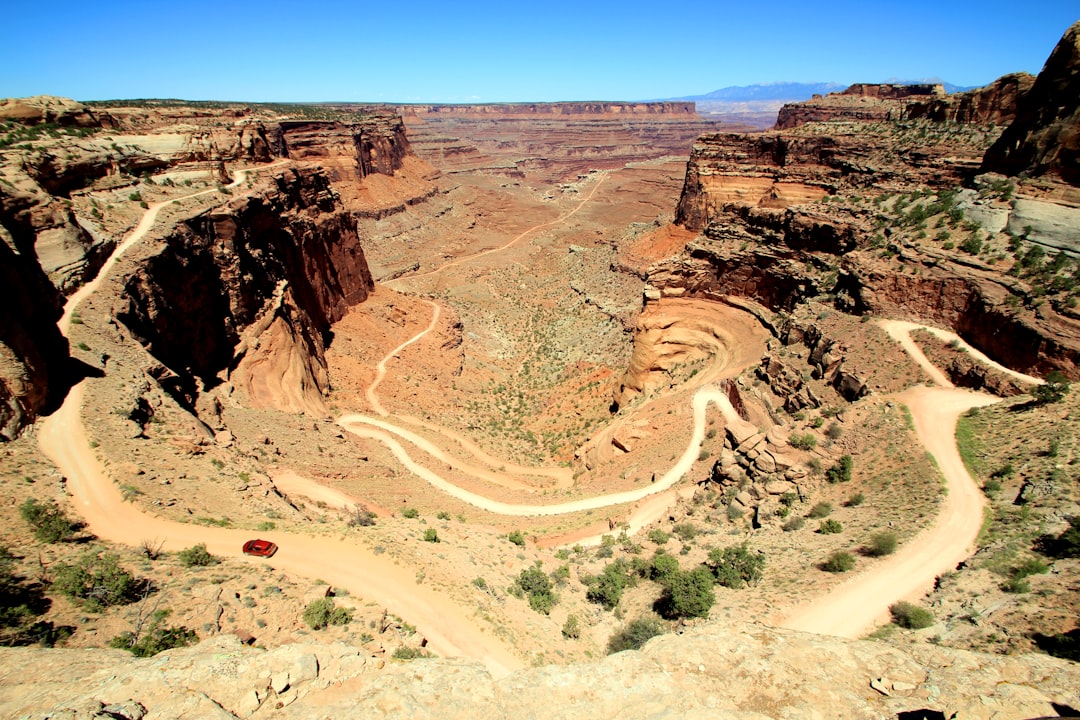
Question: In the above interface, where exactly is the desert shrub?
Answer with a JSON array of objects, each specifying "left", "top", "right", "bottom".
[
  {"left": 889, "top": 601, "right": 934, "bottom": 629},
  {"left": 392, "top": 646, "right": 431, "bottom": 660},
  {"left": 826, "top": 455, "right": 854, "bottom": 483},
  {"left": 790, "top": 433, "right": 817, "bottom": 451},
  {"left": 562, "top": 614, "right": 581, "bottom": 639},
  {"left": 818, "top": 519, "right": 843, "bottom": 534},
  {"left": 808, "top": 502, "right": 833, "bottom": 519},
  {"left": 783, "top": 517, "right": 805, "bottom": 532},
  {"left": 672, "top": 522, "right": 698, "bottom": 542},
  {"left": 507, "top": 530, "right": 525, "bottom": 547},
  {"left": 1001, "top": 577, "right": 1030, "bottom": 593},
  {"left": 845, "top": 493, "right": 865, "bottom": 507},
  {"left": 19, "top": 498, "right": 79, "bottom": 543},
  {"left": 1033, "top": 371, "right": 1071, "bottom": 405},
  {"left": 649, "top": 553, "right": 680, "bottom": 584},
  {"left": 1038, "top": 516, "right": 1080, "bottom": 558},
  {"left": 348, "top": 504, "right": 376, "bottom": 527},
  {"left": 400, "top": 507, "right": 419, "bottom": 519},
  {"left": 825, "top": 422, "right": 843, "bottom": 440},
  {"left": 657, "top": 566, "right": 715, "bottom": 619},
  {"left": 51, "top": 552, "right": 140, "bottom": 610},
  {"left": 821, "top": 551, "right": 855, "bottom": 573},
  {"left": 707, "top": 544, "right": 764, "bottom": 589},
  {"left": 585, "top": 560, "right": 632, "bottom": 610},
  {"left": 422, "top": 528, "right": 439, "bottom": 543},
  {"left": 647, "top": 529, "right": 670, "bottom": 545},
  {"left": 110, "top": 609, "right": 197, "bottom": 657},
  {"left": 866, "top": 532, "right": 897, "bottom": 557},
  {"left": 1033, "top": 627, "right": 1080, "bottom": 662},
  {"left": 607, "top": 616, "right": 665, "bottom": 654},
  {"left": 177, "top": 543, "right": 218, "bottom": 567},
  {"left": 515, "top": 565, "right": 557, "bottom": 615},
  {"left": 303, "top": 597, "right": 352, "bottom": 629},
  {"left": 1013, "top": 558, "right": 1050, "bottom": 578}
]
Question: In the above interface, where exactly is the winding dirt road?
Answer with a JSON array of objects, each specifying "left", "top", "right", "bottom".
[
  {"left": 37, "top": 164, "right": 522, "bottom": 678},
  {"left": 777, "top": 320, "right": 1009, "bottom": 637},
  {"left": 38, "top": 154, "right": 1035, "bottom": 665}
]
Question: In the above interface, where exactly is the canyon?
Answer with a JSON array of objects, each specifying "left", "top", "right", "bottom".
[{"left": 2, "top": 19, "right": 1080, "bottom": 720}]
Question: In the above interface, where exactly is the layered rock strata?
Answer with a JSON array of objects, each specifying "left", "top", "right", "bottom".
[{"left": 117, "top": 167, "right": 373, "bottom": 415}]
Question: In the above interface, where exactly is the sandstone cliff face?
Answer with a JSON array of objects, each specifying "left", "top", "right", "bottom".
[
  {"left": 983, "top": 21, "right": 1080, "bottom": 185},
  {"left": 775, "top": 83, "right": 944, "bottom": 129},
  {"left": 776, "top": 79, "right": 1028, "bottom": 130},
  {"left": 276, "top": 113, "right": 410, "bottom": 181},
  {"left": 905, "top": 73, "right": 1034, "bottom": 125},
  {"left": 0, "top": 233, "right": 68, "bottom": 439},
  {"left": 117, "top": 167, "right": 373, "bottom": 414},
  {"left": 837, "top": 261, "right": 1080, "bottom": 377}
]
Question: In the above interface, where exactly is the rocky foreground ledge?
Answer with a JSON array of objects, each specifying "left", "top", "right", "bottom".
[{"left": 3, "top": 623, "right": 1077, "bottom": 719}]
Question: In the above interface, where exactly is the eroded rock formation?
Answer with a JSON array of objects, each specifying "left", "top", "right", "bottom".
[
  {"left": 3, "top": 624, "right": 1077, "bottom": 720},
  {"left": 982, "top": 20, "right": 1080, "bottom": 185},
  {"left": 117, "top": 167, "right": 373, "bottom": 415}
]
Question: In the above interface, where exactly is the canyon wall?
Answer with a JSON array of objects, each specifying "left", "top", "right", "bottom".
[
  {"left": 117, "top": 167, "right": 373, "bottom": 414},
  {"left": 776, "top": 77, "right": 1031, "bottom": 130},
  {"left": 982, "top": 21, "right": 1080, "bottom": 185},
  {"left": 400, "top": 101, "right": 698, "bottom": 119}
]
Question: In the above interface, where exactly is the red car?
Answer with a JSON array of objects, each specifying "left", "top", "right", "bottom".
[{"left": 242, "top": 539, "right": 278, "bottom": 558}]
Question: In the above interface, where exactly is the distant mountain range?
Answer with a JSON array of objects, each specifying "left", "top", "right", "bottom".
[{"left": 675, "top": 83, "right": 845, "bottom": 103}]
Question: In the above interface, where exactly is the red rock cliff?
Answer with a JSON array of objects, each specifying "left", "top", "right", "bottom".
[
  {"left": 117, "top": 167, "right": 374, "bottom": 414},
  {"left": 982, "top": 21, "right": 1080, "bottom": 185}
]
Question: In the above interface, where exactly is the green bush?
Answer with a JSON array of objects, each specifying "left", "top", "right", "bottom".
[
  {"left": 400, "top": 507, "right": 419, "bottom": 519},
  {"left": 392, "top": 645, "right": 431, "bottom": 660},
  {"left": 889, "top": 601, "right": 934, "bottom": 629},
  {"left": 845, "top": 493, "right": 865, "bottom": 507},
  {"left": 672, "top": 522, "right": 698, "bottom": 542},
  {"left": 177, "top": 543, "right": 218, "bottom": 567},
  {"left": 818, "top": 519, "right": 843, "bottom": 535},
  {"left": 1040, "top": 516, "right": 1080, "bottom": 558},
  {"left": 808, "top": 502, "right": 833, "bottom": 519},
  {"left": 1033, "top": 371, "right": 1071, "bottom": 405},
  {"left": 302, "top": 598, "right": 352, "bottom": 629},
  {"left": 649, "top": 553, "right": 680, "bottom": 584},
  {"left": 110, "top": 609, "right": 197, "bottom": 657},
  {"left": 607, "top": 616, "right": 665, "bottom": 654},
  {"left": 515, "top": 565, "right": 557, "bottom": 615},
  {"left": 1001, "top": 577, "right": 1030, "bottom": 593},
  {"left": 657, "top": 566, "right": 715, "bottom": 619},
  {"left": 647, "top": 529, "right": 670, "bottom": 545},
  {"left": 866, "top": 532, "right": 897, "bottom": 557},
  {"left": 821, "top": 551, "right": 855, "bottom": 573},
  {"left": 507, "top": 530, "right": 525, "bottom": 547},
  {"left": 51, "top": 552, "right": 140, "bottom": 610},
  {"left": 826, "top": 455, "right": 854, "bottom": 483},
  {"left": 783, "top": 517, "right": 805, "bottom": 532},
  {"left": 707, "top": 544, "right": 765, "bottom": 589},
  {"left": 585, "top": 560, "right": 632, "bottom": 610},
  {"left": 562, "top": 614, "right": 581, "bottom": 639},
  {"left": 790, "top": 433, "right": 817, "bottom": 451},
  {"left": 825, "top": 422, "right": 843, "bottom": 440},
  {"left": 19, "top": 498, "right": 79, "bottom": 543},
  {"left": 422, "top": 528, "right": 439, "bottom": 543}
]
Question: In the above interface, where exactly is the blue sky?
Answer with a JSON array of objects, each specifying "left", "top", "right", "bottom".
[{"left": 1, "top": 1, "right": 1076, "bottom": 103}]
